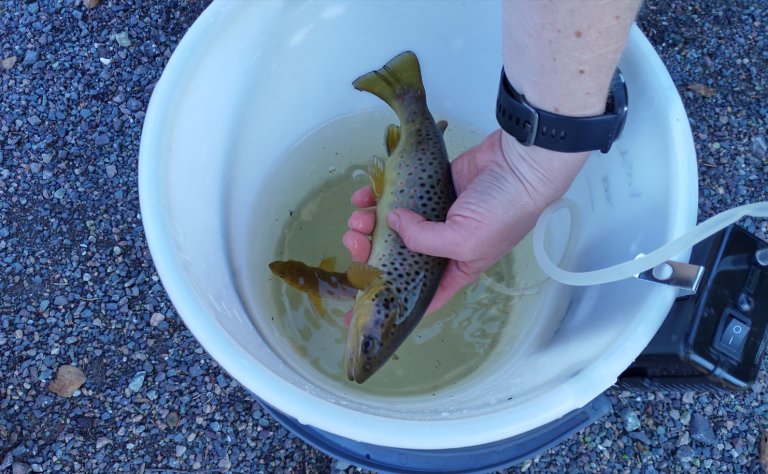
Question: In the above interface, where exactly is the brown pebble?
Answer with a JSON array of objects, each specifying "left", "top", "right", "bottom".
[{"left": 48, "top": 365, "right": 86, "bottom": 397}]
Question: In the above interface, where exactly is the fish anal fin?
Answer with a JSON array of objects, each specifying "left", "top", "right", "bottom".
[
  {"left": 347, "top": 262, "right": 383, "bottom": 290},
  {"left": 308, "top": 294, "right": 327, "bottom": 317},
  {"left": 385, "top": 124, "right": 401, "bottom": 156},
  {"left": 368, "top": 156, "right": 386, "bottom": 199},
  {"left": 437, "top": 120, "right": 448, "bottom": 134}
]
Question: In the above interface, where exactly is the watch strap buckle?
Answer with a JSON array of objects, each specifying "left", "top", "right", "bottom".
[
  {"left": 495, "top": 70, "right": 539, "bottom": 147},
  {"left": 519, "top": 99, "right": 539, "bottom": 147}
]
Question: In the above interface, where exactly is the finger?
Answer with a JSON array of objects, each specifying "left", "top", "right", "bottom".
[
  {"left": 351, "top": 186, "right": 376, "bottom": 208},
  {"left": 425, "top": 261, "right": 480, "bottom": 315},
  {"left": 344, "top": 309, "right": 353, "bottom": 328},
  {"left": 387, "top": 208, "right": 471, "bottom": 261},
  {"left": 343, "top": 230, "right": 372, "bottom": 263},
  {"left": 348, "top": 210, "right": 375, "bottom": 234}
]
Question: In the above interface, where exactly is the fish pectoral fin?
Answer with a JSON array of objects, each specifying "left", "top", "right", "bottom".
[
  {"left": 319, "top": 256, "right": 336, "bottom": 272},
  {"left": 347, "top": 262, "right": 383, "bottom": 290},
  {"left": 385, "top": 124, "right": 401, "bottom": 156},
  {"left": 368, "top": 156, "right": 386, "bottom": 199},
  {"left": 398, "top": 271, "right": 426, "bottom": 324},
  {"left": 437, "top": 120, "right": 448, "bottom": 134}
]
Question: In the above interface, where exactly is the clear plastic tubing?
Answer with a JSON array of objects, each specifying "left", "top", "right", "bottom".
[{"left": 532, "top": 199, "right": 768, "bottom": 287}]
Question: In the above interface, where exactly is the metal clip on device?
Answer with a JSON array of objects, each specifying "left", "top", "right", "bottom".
[{"left": 621, "top": 224, "right": 768, "bottom": 391}]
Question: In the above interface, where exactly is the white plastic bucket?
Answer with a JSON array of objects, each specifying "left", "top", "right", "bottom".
[{"left": 139, "top": 0, "right": 697, "bottom": 450}]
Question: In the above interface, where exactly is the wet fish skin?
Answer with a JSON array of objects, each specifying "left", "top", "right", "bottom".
[{"left": 345, "top": 51, "right": 455, "bottom": 383}]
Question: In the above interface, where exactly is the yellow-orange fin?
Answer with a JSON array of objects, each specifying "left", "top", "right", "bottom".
[
  {"left": 347, "top": 262, "right": 383, "bottom": 290},
  {"left": 368, "top": 156, "right": 386, "bottom": 199},
  {"left": 385, "top": 124, "right": 401, "bottom": 156},
  {"left": 308, "top": 294, "right": 326, "bottom": 317},
  {"left": 352, "top": 51, "right": 424, "bottom": 113},
  {"left": 319, "top": 256, "right": 336, "bottom": 272}
]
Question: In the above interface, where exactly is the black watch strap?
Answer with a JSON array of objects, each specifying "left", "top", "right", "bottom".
[{"left": 496, "top": 68, "right": 628, "bottom": 154}]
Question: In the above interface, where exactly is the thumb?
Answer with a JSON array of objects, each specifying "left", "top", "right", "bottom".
[{"left": 387, "top": 208, "right": 467, "bottom": 260}]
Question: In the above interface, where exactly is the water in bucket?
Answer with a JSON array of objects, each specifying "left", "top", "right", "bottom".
[{"left": 240, "top": 108, "right": 559, "bottom": 397}]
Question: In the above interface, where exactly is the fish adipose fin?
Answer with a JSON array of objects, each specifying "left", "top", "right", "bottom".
[
  {"left": 385, "top": 124, "right": 401, "bottom": 156},
  {"left": 352, "top": 51, "right": 425, "bottom": 115},
  {"left": 368, "top": 156, "right": 386, "bottom": 199},
  {"left": 437, "top": 120, "right": 448, "bottom": 134}
]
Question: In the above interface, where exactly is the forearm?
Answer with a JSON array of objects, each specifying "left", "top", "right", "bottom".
[
  {"left": 503, "top": 0, "right": 642, "bottom": 118},
  {"left": 499, "top": 0, "right": 642, "bottom": 204}
]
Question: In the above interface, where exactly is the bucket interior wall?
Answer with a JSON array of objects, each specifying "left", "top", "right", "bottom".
[{"left": 140, "top": 0, "right": 697, "bottom": 448}]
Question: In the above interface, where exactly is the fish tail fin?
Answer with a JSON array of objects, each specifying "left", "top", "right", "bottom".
[{"left": 352, "top": 51, "right": 425, "bottom": 114}]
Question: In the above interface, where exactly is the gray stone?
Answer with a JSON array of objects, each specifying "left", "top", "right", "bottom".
[
  {"left": 12, "top": 462, "right": 31, "bottom": 474},
  {"left": 126, "top": 97, "right": 142, "bottom": 112},
  {"left": 675, "top": 445, "right": 695, "bottom": 463},
  {"left": 621, "top": 408, "right": 641, "bottom": 432},
  {"left": 689, "top": 413, "right": 717, "bottom": 446},
  {"left": 752, "top": 135, "right": 767, "bottom": 158},
  {"left": 22, "top": 50, "right": 38, "bottom": 65},
  {"left": 115, "top": 32, "right": 132, "bottom": 47},
  {"left": 128, "top": 371, "right": 146, "bottom": 392},
  {"left": 1, "top": 452, "right": 13, "bottom": 470},
  {"left": 95, "top": 437, "right": 111, "bottom": 450},
  {"left": 629, "top": 431, "right": 652, "bottom": 445}
]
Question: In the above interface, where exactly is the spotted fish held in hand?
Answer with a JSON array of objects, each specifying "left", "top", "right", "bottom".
[
  {"left": 344, "top": 51, "right": 455, "bottom": 383},
  {"left": 269, "top": 51, "right": 454, "bottom": 383}
]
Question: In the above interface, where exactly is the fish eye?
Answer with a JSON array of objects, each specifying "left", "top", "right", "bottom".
[{"left": 362, "top": 336, "right": 375, "bottom": 354}]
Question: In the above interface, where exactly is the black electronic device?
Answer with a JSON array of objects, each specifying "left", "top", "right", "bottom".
[{"left": 619, "top": 224, "right": 768, "bottom": 391}]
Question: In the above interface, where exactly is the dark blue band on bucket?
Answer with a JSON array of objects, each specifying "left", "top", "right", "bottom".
[{"left": 255, "top": 394, "right": 611, "bottom": 473}]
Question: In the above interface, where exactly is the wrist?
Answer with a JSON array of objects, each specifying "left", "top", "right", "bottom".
[{"left": 499, "top": 130, "right": 589, "bottom": 207}]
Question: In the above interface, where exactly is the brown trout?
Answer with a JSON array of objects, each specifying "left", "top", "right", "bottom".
[
  {"left": 269, "top": 51, "right": 454, "bottom": 383},
  {"left": 268, "top": 258, "right": 357, "bottom": 315}
]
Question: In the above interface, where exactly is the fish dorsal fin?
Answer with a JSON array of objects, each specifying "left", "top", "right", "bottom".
[
  {"left": 347, "top": 262, "right": 383, "bottom": 290},
  {"left": 319, "top": 256, "right": 336, "bottom": 272},
  {"left": 368, "top": 156, "right": 386, "bottom": 199},
  {"left": 437, "top": 120, "right": 448, "bottom": 134},
  {"left": 385, "top": 124, "right": 401, "bottom": 156}
]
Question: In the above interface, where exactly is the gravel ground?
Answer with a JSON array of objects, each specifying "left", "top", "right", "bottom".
[{"left": 0, "top": 0, "right": 766, "bottom": 473}]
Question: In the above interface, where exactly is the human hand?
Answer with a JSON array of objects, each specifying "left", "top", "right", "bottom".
[{"left": 343, "top": 129, "right": 590, "bottom": 315}]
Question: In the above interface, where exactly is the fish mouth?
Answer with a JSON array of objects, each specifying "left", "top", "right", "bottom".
[
  {"left": 344, "top": 329, "right": 370, "bottom": 384},
  {"left": 346, "top": 361, "right": 356, "bottom": 382},
  {"left": 345, "top": 361, "right": 371, "bottom": 384},
  {"left": 344, "top": 341, "right": 364, "bottom": 383}
]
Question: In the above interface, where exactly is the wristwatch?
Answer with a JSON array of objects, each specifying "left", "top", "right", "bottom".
[{"left": 496, "top": 68, "right": 628, "bottom": 154}]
